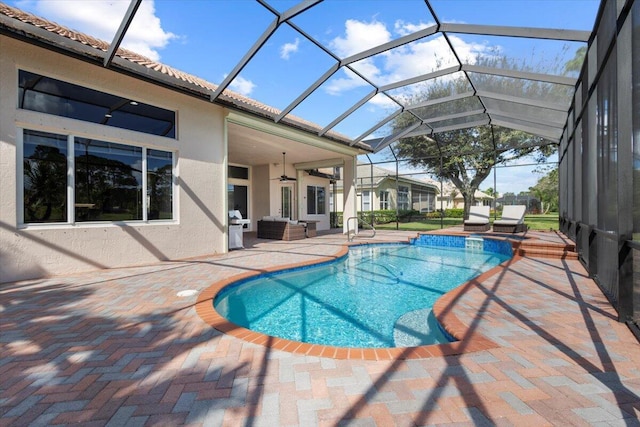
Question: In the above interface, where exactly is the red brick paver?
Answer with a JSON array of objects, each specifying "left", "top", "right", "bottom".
[{"left": 1, "top": 230, "right": 639, "bottom": 426}]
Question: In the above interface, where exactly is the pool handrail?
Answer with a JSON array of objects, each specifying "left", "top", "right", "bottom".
[{"left": 347, "top": 216, "right": 376, "bottom": 242}]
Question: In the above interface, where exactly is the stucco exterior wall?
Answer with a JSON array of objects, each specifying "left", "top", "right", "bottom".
[
  {"left": 251, "top": 164, "right": 270, "bottom": 229},
  {"left": 0, "top": 36, "right": 227, "bottom": 283}
]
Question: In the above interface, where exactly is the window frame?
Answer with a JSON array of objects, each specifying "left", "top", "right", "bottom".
[
  {"left": 379, "top": 190, "right": 390, "bottom": 210},
  {"left": 18, "top": 69, "right": 177, "bottom": 139},
  {"left": 398, "top": 185, "right": 410, "bottom": 210},
  {"left": 228, "top": 163, "right": 252, "bottom": 230},
  {"left": 362, "top": 190, "right": 371, "bottom": 211},
  {"left": 307, "top": 185, "right": 326, "bottom": 215},
  {"left": 18, "top": 127, "right": 176, "bottom": 228}
]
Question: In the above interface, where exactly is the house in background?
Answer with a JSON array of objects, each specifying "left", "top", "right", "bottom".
[
  {"left": 331, "top": 164, "right": 439, "bottom": 214},
  {"left": 0, "top": 4, "right": 369, "bottom": 282},
  {"left": 435, "top": 182, "right": 495, "bottom": 210}
]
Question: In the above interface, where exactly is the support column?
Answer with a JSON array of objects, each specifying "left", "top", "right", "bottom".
[{"left": 342, "top": 156, "right": 358, "bottom": 234}]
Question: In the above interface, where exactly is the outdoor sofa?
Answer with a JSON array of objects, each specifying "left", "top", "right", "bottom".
[{"left": 257, "top": 217, "right": 307, "bottom": 241}]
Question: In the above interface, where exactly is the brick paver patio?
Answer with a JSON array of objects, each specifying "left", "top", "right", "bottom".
[{"left": 1, "top": 230, "right": 639, "bottom": 426}]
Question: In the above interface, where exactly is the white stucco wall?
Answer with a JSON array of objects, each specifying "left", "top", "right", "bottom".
[{"left": 0, "top": 36, "right": 227, "bottom": 283}]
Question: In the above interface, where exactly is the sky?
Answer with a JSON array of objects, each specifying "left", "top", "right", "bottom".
[{"left": 9, "top": 0, "right": 600, "bottom": 195}]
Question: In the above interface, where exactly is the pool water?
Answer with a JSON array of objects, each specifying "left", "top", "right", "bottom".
[{"left": 214, "top": 243, "right": 510, "bottom": 348}]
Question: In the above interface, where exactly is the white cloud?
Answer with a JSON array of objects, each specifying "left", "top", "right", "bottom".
[
  {"left": 324, "top": 19, "right": 391, "bottom": 94},
  {"left": 280, "top": 38, "right": 300, "bottom": 60},
  {"left": 17, "top": 0, "right": 176, "bottom": 61},
  {"left": 393, "top": 20, "right": 433, "bottom": 37},
  {"left": 324, "top": 66, "right": 371, "bottom": 95},
  {"left": 330, "top": 19, "right": 391, "bottom": 57},
  {"left": 368, "top": 92, "right": 399, "bottom": 109},
  {"left": 228, "top": 75, "right": 256, "bottom": 96},
  {"left": 324, "top": 18, "right": 493, "bottom": 97},
  {"left": 382, "top": 36, "right": 457, "bottom": 82}
]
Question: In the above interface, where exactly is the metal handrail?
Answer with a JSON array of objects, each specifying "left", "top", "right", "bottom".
[{"left": 346, "top": 216, "right": 376, "bottom": 242}]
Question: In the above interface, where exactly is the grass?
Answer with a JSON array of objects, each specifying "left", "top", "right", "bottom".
[{"left": 374, "top": 214, "right": 559, "bottom": 232}]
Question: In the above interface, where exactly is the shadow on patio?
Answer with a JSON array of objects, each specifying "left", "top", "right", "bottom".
[{"left": 1, "top": 230, "right": 639, "bottom": 425}]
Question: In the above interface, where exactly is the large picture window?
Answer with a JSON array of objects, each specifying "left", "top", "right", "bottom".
[
  {"left": 19, "top": 70, "right": 176, "bottom": 138},
  {"left": 307, "top": 185, "right": 326, "bottom": 215},
  {"left": 21, "top": 130, "right": 174, "bottom": 225},
  {"left": 75, "top": 138, "right": 142, "bottom": 221}
]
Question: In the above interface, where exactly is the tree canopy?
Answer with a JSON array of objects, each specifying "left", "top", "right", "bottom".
[
  {"left": 390, "top": 51, "right": 571, "bottom": 217},
  {"left": 529, "top": 167, "right": 559, "bottom": 213}
]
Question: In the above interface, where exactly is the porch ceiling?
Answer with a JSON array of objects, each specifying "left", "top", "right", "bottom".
[{"left": 227, "top": 122, "right": 346, "bottom": 167}]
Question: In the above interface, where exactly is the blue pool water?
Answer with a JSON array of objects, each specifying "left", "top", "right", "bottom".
[{"left": 215, "top": 239, "right": 511, "bottom": 348}]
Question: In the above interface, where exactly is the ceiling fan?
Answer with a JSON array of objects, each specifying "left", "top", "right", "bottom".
[{"left": 275, "top": 152, "right": 297, "bottom": 182}]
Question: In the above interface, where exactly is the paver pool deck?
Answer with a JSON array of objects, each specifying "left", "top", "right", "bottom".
[{"left": 1, "top": 229, "right": 639, "bottom": 426}]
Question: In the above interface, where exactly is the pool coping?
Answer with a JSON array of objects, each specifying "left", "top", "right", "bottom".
[{"left": 194, "top": 236, "right": 522, "bottom": 360}]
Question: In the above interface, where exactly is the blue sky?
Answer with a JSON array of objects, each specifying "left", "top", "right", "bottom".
[{"left": 10, "top": 0, "right": 600, "bottom": 195}]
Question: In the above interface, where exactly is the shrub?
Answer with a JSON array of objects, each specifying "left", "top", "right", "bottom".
[{"left": 444, "top": 208, "right": 464, "bottom": 218}]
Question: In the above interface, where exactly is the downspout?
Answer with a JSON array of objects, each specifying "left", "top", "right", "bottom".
[
  {"left": 440, "top": 155, "right": 444, "bottom": 229},
  {"left": 332, "top": 179, "right": 337, "bottom": 228},
  {"left": 433, "top": 134, "right": 444, "bottom": 230},
  {"left": 491, "top": 125, "right": 498, "bottom": 220},
  {"left": 366, "top": 154, "right": 374, "bottom": 225}
]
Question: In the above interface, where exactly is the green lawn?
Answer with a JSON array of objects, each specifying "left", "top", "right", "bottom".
[{"left": 374, "top": 214, "right": 559, "bottom": 232}]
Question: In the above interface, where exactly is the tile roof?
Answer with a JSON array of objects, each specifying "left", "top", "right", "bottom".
[{"left": 0, "top": 2, "right": 369, "bottom": 151}]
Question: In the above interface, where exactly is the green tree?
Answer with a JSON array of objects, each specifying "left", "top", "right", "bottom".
[
  {"left": 529, "top": 167, "right": 559, "bottom": 213},
  {"left": 564, "top": 46, "right": 587, "bottom": 75},
  {"left": 24, "top": 145, "right": 67, "bottom": 222},
  {"left": 392, "top": 52, "right": 563, "bottom": 218}
]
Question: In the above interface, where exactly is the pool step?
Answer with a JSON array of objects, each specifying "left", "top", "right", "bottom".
[{"left": 512, "top": 241, "right": 578, "bottom": 260}]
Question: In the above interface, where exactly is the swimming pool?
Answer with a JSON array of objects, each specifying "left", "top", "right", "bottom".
[{"left": 214, "top": 237, "right": 511, "bottom": 348}]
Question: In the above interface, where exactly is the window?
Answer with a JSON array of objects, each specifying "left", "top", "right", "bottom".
[
  {"left": 147, "top": 149, "right": 173, "bottom": 220},
  {"left": 23, "top": 130, "right": 68, "bottom": 223},
  {"left": 19, "top": 70, "right": 176, "bottom": 138},
  {"left": 398, "top": 185, "right": 410, "bottom": 210},
  {"left": 21, "top": 129, "right": 174, "bottom": 224},
  {"left": 411, "top": 186, "right": 434, "bottom": 212},
  {"left": 228, "top": 165, "right": 249, "bottom": 180},
  {"left": 307, "top": 185, "right": 326, "bottom": 215},
  {"left": 362, "top": 190, "right": 370, "bottom": 211},
  {"left": 379, "top": 190, "right": 389, "bottom": 210},
  {"left": 75, "top": 138, "right": 142, "bottom": 221}
]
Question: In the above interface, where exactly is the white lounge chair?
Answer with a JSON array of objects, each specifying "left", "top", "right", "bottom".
[
  {"left": 493, "top": 205, "right": 527, "bottom": 233},
  {"left": 463, "top": 206, "right": 491, "bottom": 232}
]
